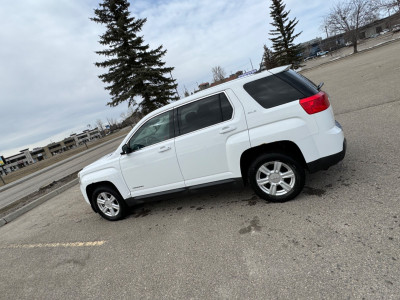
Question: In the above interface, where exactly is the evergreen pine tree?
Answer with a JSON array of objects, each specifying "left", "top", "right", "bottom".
[
  {"left": 183, "top": 86, "right": 190, "bottom": 98},
  {"left": 91, "top": 0, "right": 178, "bottom": 115},
  {"left": 269, "top": 0, "right": 302, "bottom": 67},
  {"left": 262, "top": 45, "right": 279, "bottom": 70}
]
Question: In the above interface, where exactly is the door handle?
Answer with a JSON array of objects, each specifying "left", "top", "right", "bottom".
[
  {"left": 219, "top": 126, "right": 236, "bottom": 134},
  {"left": 158, "top": 146, "right": 171, "bottom": 153}
]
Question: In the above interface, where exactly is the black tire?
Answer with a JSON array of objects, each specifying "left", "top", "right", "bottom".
[
  {"left": 92, "top": 186, "right": 127, "bottom": 221},
  {"left": 248, "top": 153, "right": 305, "bottom": 203}
]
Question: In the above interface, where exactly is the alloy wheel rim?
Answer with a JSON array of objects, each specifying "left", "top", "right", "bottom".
[
  {"left": 256, "top": 161, "right": 296, "bottom": 196},
  {"left": 96, "top": 192, "right": 120, "bottom": 217}
]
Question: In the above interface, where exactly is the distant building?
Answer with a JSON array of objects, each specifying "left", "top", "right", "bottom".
[
  {"left": 358, "top": 12, "right": 400, "bottom": 38},
  {"left": 1, "top": 127, "right": 102, "bottom": 174},
  {"left": 1, "top": 149, "right": 33, "bottom": 174},
  {"left": 300, "top": 37, "right": 323, "bottom": 57},
  {"left": 31, "top": 147, "right": 47, "bottom": 162},
  {"left": 198, "top": 82, "right": 210, "bottom": 90},
  {"left": 72, "top": 128, "right": 101, "bottom": 146},
  {"left": 301, "top": 12, "right": 400, "bottom": 58},
  {"left": 63, "top": 137, "right": 76, "bottom": 150}
]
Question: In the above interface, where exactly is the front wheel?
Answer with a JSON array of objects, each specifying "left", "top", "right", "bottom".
[
  {"left": 248, "top": 153, "right": 305, "bottom": 202},
  {"left": 92, "top": 186, "right": 127, "bottom": 221}
]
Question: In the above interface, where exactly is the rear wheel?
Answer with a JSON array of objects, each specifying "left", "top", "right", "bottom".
[
  {"left": 92, "top": 186, "right": 127, "bottom": 221},
  {"left": 248, "top": 153, "right": 305, "bottom": 202}
]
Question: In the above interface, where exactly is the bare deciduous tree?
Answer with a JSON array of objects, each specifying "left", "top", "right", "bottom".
[
  {"left": 106, "top": 117, "right": 118, "bottom": 131},
  {"left": 373, "top": 0, "right": 400, "bottom": 14},
  {"left": 211, "top": 66, "right": 226, "bottom": 82},
  {"left": 126, "top": 107, "right": 142, "bottom": 127},
  {"left": 323, "top": 0, "right": 379, "bottom": 53},
  {"left": 95, "top": 119, "right": 105, "bottom": 135}
]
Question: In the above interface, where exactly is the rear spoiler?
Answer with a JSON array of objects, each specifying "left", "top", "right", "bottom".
[{"left": 267, "top": 64, "right": 292, "bottom": 75}]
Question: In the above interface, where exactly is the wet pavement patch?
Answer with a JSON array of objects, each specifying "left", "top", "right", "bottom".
[
  {"left": 239, "top": 216, "right": 262, "bottom": 234},
  {"left": 133, "top": 208, "right": 151, "bottom": 218},
  {"left": 242, "top": 195, "right": 258, "bottom": 206},
  {"left": 302, "top": 186, "right": 326, "bottom": 197}
]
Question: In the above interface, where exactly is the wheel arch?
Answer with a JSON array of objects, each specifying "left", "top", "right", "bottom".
[
  {"left": 240, "top": 140, "right": 307, "bottom": 184},
  {"left": 86, "top": 181, "right": 124, "bottom": 213}
]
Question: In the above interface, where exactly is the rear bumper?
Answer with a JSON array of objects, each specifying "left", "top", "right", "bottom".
[{"left": 307, "top": 138, "right": 346, "bottom": 173}]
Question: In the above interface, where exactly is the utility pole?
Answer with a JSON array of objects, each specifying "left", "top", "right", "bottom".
[{"left": 249, "top": 58, "right": 254, "bottom": 70}]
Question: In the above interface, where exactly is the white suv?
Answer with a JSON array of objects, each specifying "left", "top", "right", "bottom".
[{"left": 78, "top": 66, "right": 346, "bottom": 221}]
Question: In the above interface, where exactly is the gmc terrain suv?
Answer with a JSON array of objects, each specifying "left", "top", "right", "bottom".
[{"left": 78, "top": 65, "right": 346, "bottom": 221}]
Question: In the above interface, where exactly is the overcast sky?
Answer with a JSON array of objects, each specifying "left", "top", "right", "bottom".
[{"left": 0, "top": 0, "right": 330, "bottom": 157}]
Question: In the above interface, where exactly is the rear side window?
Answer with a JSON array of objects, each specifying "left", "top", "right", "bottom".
[
  {"left": 177, "top": 93, "right": 233, "bottom": 135},
  {"left": 243, "top": 71, "right": 318, "bottom": 109},
  {"left": 275, "top": 70, "right": 319, "bottom": 96}
]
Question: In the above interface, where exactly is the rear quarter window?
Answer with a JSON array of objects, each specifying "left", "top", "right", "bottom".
[
  {"left": 275, "top": 70, "right": 319, "bottom": 96},
  {"left": 243, "top": 71, "right": 318, "bottom": 109}
]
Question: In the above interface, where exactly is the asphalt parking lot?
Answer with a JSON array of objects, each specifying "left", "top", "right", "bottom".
[{"left": 0, "top": 41, "right": 399, "bottom": 299}]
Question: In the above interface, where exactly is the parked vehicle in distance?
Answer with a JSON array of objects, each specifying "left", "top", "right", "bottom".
[
  {"left": 380, "top": 29, "right": 390, "bottom": 35},
  {"left": 392, "top": 24, "right": 400, "bottom": 32},
  {"left": 345, "top": 41, "right": 352, "bottom": 47},
  {"left": 304, "top": 54, "right": 318, "bottom": 61},
  {"left": 370, "top": 33, "right": 380, "bottom": 38},
  {"left": 78, "top": 66, "right": 346, "bottom": 221},
  {"left": 317, "top": 51, "right": 329, "bottom": 56}
]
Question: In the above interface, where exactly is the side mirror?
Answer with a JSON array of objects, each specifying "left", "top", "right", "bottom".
[{"left": 121, "top": 144, "right": 132, "bottom": 155}]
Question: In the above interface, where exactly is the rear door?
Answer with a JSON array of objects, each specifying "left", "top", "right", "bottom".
[{"left": 174, "top": 90, "right": 250, "bottom": 186}]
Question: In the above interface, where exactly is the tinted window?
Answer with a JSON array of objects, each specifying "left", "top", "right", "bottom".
[
  {"left": 244, "top": 74, "right": 306, "bottom": 109},
  {"left": 275, "top": 70, "right": 319, "bottom": 97},
  {"left": 129, "top": 111, "right": 173, "bottom": 151},
  {"left": 221, "top": 94, "right": 233, "bottom": 121},
  {"left": 177, "top": 93, "right": 233, "bottom": 135}
]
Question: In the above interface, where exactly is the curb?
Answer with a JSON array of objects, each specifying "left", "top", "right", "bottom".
[
  {"left": 0, "top": 132, "right": 127, "bottom": 192},
  {"left": 0, "top": 179, "right": 79, "bottom": 227}
]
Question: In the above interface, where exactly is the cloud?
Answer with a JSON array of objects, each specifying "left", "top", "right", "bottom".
[
  {"left": 0, "top": 0, "right": 128, "bottom": 156},
  {"left": 0, "top": 0, "right": 330, "bottom": 157}
]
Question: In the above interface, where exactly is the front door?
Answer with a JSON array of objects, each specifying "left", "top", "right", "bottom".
[{"left": 119, "top": 110, "right": 184, "bottom": 197}]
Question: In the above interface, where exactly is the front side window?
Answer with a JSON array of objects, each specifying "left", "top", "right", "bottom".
[
  {"left": 177, "top": 93, "right": 233, "bottom": 136},
  {"left": 129, "top": 111, "right": 173, "bottom": 151}
]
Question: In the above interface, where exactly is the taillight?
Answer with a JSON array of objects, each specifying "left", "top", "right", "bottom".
[{"left": 299, "top": 91, "right": 330, "bottom": 114}]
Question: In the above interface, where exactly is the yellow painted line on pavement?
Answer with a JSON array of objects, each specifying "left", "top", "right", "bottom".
[{"left": 1, "top": 241, "right": 106, "bottom": 249}]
